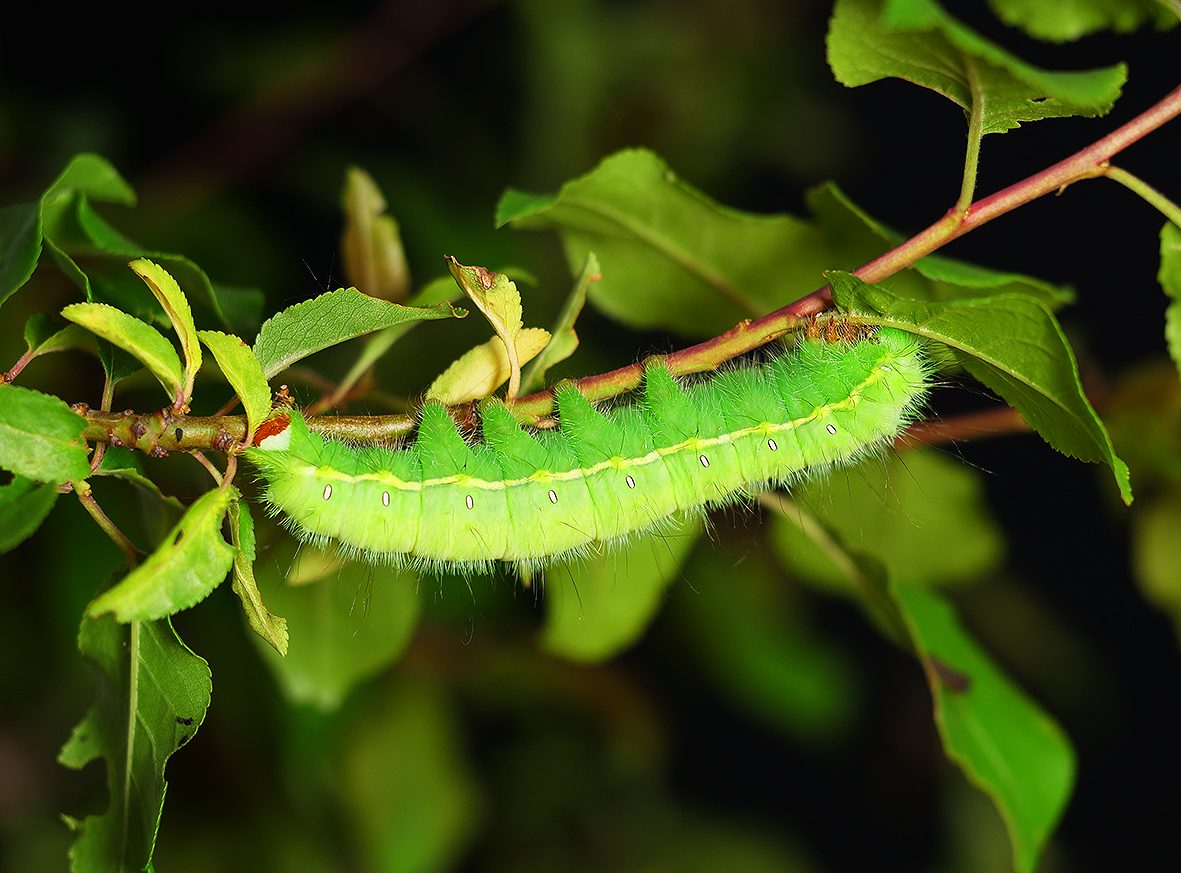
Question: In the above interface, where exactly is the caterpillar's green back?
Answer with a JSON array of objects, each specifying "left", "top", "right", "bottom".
[{"left": 247, "top": 327, "right": 930, "bottom": 574}]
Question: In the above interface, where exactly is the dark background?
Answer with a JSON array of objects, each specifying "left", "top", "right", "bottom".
[{"left": 2, "top": 1, "right": 1179, "bottom": 871}]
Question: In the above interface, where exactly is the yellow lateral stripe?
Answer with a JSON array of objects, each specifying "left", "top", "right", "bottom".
[{"left": 302, "top": 357, "right": 897, "bottom": 492}]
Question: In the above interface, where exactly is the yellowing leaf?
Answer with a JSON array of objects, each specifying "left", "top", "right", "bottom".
[
  {"left": 446, "top": 257, "right": 527, "bottom": 399},
  {"left": 197, "top": 330, "right": 272, "bottom": 438},
  {"left": 426, "top": 327, "right": 552, "bottom": 405},
  {"left": 129, "top": 259, "right": 202, "bottom": 402},
  {"left": 61, "top": 302, "right": 183, "bottom": 402},
  {"left": 340, "top": 166, "right": 410, "bottom": 301}
]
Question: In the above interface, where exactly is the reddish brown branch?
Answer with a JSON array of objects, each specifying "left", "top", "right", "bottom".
[
  {"left": 898, "top": 407, "right": 1030, "bottom": 449},
  {"left": 73, "top": 81, "right": 1181, "bottom": 450}
]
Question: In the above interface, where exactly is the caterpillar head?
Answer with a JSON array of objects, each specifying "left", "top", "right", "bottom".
[{"left": 252, "top": 413, "right": 293, "bottom": 451}]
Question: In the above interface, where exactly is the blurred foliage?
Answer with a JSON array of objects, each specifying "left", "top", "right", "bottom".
[{"left": 2, "top": 2, "right": 1181, "bottom": 873}]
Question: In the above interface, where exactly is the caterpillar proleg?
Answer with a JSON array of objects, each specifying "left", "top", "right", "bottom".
[{"left": 247, "top": 326, "right": 930, "bottom": 574}]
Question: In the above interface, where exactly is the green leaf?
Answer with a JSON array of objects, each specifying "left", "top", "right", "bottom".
[
  {"left": 256, "top": 543, "right": 421, "bottom": 710},
  {"left": 197, "top": 331, "right": 272, "bottom": 437},
  {"left": 618, "top": 812, "right": 815, "bottom": 873},
  {"left": 227, "top": 499, "right": 288, "bottom": 656},
  {"left": 5, "top": 313, "right": 95, "bottom": 384},
  {"left": 0, "top": 475, "right": 60, "bottom": 554},
  {"left": 72, "top": 195, "right": 142, "bottom": 252},
  {"left": 61, "top": 303, "right": 184, "bottom": 401},
  {"left": 100, "top": 347, "right": 144, "bottom": 391},
  {"left": 40, "top": 154, "right": 137, "bottom": 260},
  {"left": 0, "top": 385, "right": 90, "bottom": 483},
  {"left": 42, "top": 153, "right": 136, "bottom": 210},
  {"left": 675, "top": 549, "right": 859, "bottom": 744},
  {"left": 541, "top": 516, "right": 701, "bottom": 662},
  {"left": 253, "top": 287, "right": 465, "bottom": 380},
  {"left": 94, "top": 447, "right": 186, "bottom": 512},
  {"left": 87, "top": 260, "right": 170, "bottom": 323},
  {"left": 333, "top": 275, "right": 466, "bottom": 389},
  {"left": 1109, "top": 370, "right": 1181, "bottom": 490},
  {"left": 87, "top": 487, "right": 236, "bottom": 621},
  {"left": 210, "top": 282, "right": 267, "bottom": 334},
  {"left": 0, "top": 154, "right": 175, "bottom": 388},
  {"left": 828, "top": 0, "right": 1126, "bottom": 136},
  {"left": 59, "top": 616, "right": 211, "bottom": 873},
  {"left": 762, "top": 494, "right": 911, "bottom": 643},
  {"left": 987, "top": 0, "right": 1178, "bottom": 42},
  {"left": 339, "top": 679, "right": 481, "bottom": 873},
  {"left": 44, "top": 178, "right": 244, "bottom": 329},
  {"left": 830, "top": 271, "right": 1132, "bottom": 503},
  {"left": 2, "top": 153, "right": 135, "bottom": 312},
  {"left": 42, "top": 240, "right": 143, "bottom": 387},
  {"left": 521, "top": 251, "right": 599, "bottom": 392},
  {"left": 129, "top": 259, "right": 202, "bottom": 396},
  {"left": 1158, "top": 222, "right": 1181, "bottom": 379},
  {"left": 0, "top": 202, "right": 42, "bottom": 309},
  {"left": 340, "top": 166, "right": 411, "bottom": 301},
  {"left": 806, "top": 183, "right": 1072, "bottom": 307},
  {"left": 891, "top": 582, "right": 1075, "bottom": 873},
  {"left": 498, "top": 148, "right": 831, "bottom": 336},
  {"left": 22, "top": 313, "right": 94, "bottom": 358},
  {"left": 770, "top": 449, "right": 1003, "bottom": 590},
  {"left": 1131, "top": 488, "right": 1181, "bottom": 644}
]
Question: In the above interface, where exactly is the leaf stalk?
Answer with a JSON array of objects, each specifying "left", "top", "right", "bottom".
[{"left": 1102, "top": 165, "right": 1181, "bottom": 228}]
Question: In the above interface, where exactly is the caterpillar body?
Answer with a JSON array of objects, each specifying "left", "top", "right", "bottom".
[{"left": 247, "top": 326, "right": 930, "bottom": 574}]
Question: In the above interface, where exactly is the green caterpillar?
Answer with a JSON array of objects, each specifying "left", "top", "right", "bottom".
[{"left": 247, "top": 326, "right": 930, "bottom": 573}]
